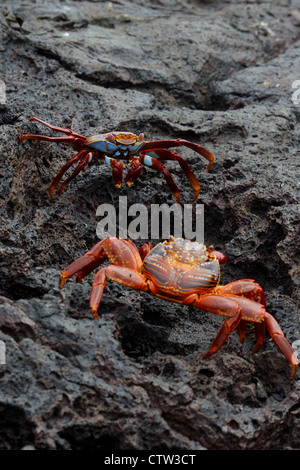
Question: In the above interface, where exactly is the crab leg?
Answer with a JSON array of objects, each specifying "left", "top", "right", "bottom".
[
  {"left": 18, "top": 134, "right": 79, "bottom": 145},
  {"left": 203, "top": 311, "right": 243, "bottom": 358},
  {"left": 26, "top": 117, "right": 86, "bottom": 138},
  {"left": 141, "top": 154, "right": 181, "bottom": 203},
  {"left": 141, "top": 139, "right": 215, "bottom": 172},
  {"left": 59, "top": 236, "right": 145, "bottom": 296},
  {"left": 59, "top": 239, "right": 108, "bottom": 288},
  {"left": 217, "top": 279, "right": 267, "bottom": 352},
  {"left": 194, "top": 293, "right": 268, "bottom": 358},
  {"left": 18, "top": 117, "right": 86, "bottom": 146},
  {"left": 222, "top": 294, "right": 298, "bottom": 378},
  {"left": 146, "top": 149, "right": 201, "bottom": 202},
  {"left": 217, "top": 279, "right": 266, "bottom": 305},
  {"left": 251, "top": 322, "right": 267, "bottom": 355},
  {"left": 90, "top": 265, "right": 147, "bottom": 318},
  {"left": 265, "top": 312, "right": 298, "bottom": 379},
  {"left": 194, "top": 294, "right": 243, "bottom": 358},
  {"left": 236, "top": 320, "right": 248, "bottom": 345},
  {"left": 48, "top": 150, "right": 90, "bottom": 199},
  {"left": 56, "top": 152, "right": 95, "bottom": 196},
  {"left": 59, "top": 238, "right": 148, "bottom": 318},
  {"left": 88, "top": 267, "right": 107, "bottom": 318},
  {"left": 87, "top": 239, "right": 146, "bottom": 318}
]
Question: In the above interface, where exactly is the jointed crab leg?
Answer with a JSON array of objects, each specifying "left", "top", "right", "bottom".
[
  {"left": 17, "top": 117, "right": 86, "bottom": 148},
  {"left": 59, "top": 239, "right": 108, "bottom": 289},
  {"left": 196, "top": 294, "right": 262, "bottom": 353},
  {"left": 141, "top": 138, "right": 215, "bottom": 172},
  {"left": 141, "top": 154, "right": 182, "bottom": 203},
  {"left": 119, "top": 152, "right": 181, "bottom": 202},
  {"left": 216, "top": 279, "right": 267, "bottom": 353},
  {"left": 90, "top": 265, "right": 147, "bottom": 318},
  {"left": 264, "top": 312, "right": 298, "bottom": 378},
  {"left": 18, "top": 134, "right": 80, "bottom": 145},
  {"left": 56, "top": 153, "right": 95, "bottom": 196},
  {"left": 194, "top": 288, "right": 298, "bottom": 378},
  {"left": 148, "top": 149, "right": 201, "bottom": 202},
  {"left": 22, "top": 117, "right": 86, "bottom": 139},
  {"left": 194, "top": 294, "right": 245, "bottom": 357},
  {"left": 217, "top": 279, "right": 266, "bottom": 304},
  {"left": 59, "top": 238, "right": 147, "bottom": 318},
  {"left": 48, "top": 150, "right": 91, "bottom": 199}
]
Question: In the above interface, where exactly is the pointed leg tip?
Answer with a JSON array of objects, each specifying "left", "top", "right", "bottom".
[
  {"left": 290, "top": 354, "right": 299, "bottom": 379},
  {"left": 59, "top": 275, "right": 66, "bottom": 289},
  {"left": 192, "top": 191, "right": 200, "bottom": 203},
  {"left": 207, "top": 162, "right": 214, "bottom": 172},
  {"left": 91, "top": 309, "right": 99, "bottom": 319},
  {"left": 17, "top": 135, "right": 32, "bottom": 144},
  {"left": 57, "top": 187, "right": 64, "bottom": 196},
  {"left": 290, "top": 364, "right": 298, "bottom": 380},
  {"left": 251, "top": 343, "right": 263, "bottom": 356},
  {"left": 173, "top": 193, "right": 181, "bottom": 204},
  {"left": 202, "top": 351, "right": 211, "bottom": 360}
]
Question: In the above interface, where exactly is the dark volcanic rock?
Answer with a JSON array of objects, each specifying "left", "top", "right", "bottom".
[{"left": 0, "top": 0, "right": 300, "bottom": 450}]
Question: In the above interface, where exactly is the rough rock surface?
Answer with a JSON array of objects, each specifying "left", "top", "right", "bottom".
[{"left": 0, "top": 0, "right": 300, "bottom": 450}]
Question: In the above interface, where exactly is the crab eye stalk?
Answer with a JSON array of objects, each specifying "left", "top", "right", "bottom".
[
  {"left": 138, "top": 133, "right": 145, "bottom": 140},
  {"left": 107, "top": 134, "right": 115, "bottom": 142}
]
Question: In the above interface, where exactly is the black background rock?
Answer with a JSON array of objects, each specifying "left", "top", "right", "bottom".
[{"left": 0, "top": 0, "right": 300, "bottom": 450}]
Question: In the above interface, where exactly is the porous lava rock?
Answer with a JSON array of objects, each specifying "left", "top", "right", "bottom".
[{"left": 0, "top": 0, "right": 299, "bottom": 450}]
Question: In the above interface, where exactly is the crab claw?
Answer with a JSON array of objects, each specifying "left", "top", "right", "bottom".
[{"left": 208, "top": 246, "right": 228, "bottom": 264}]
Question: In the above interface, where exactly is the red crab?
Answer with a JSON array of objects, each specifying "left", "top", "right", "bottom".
[
  {"left": 17, "top": 117, "right": 215, "bottom": 202},
  {"left": 59, "top": 237, "right": 298, "bottom": 378}
]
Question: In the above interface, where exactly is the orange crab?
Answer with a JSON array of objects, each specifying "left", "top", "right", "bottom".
[{"left": 59, "top": 237, "right": 298, "bottom": 378}]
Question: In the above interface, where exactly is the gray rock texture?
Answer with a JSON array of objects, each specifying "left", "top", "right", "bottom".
[{"left": 0, "top": 0, "right": 300, "bottom": 450}]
